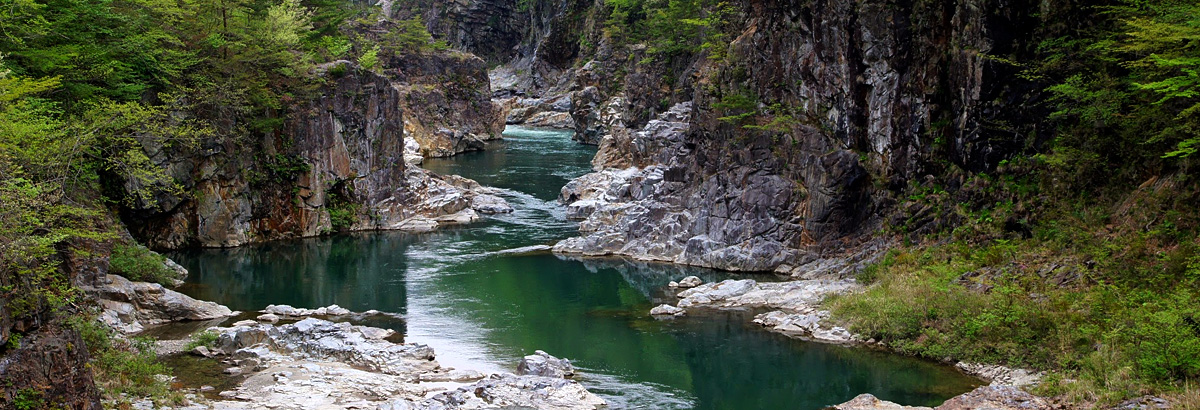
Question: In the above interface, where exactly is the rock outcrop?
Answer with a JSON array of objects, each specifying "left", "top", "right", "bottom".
[
  {"left": 517, "top": 350, "right": 575, "bottom": 378},
  {"left": 655, "top": 278, "right": 861, "bottom": 343},
  {"left": 1, "top": 239, "right": 109, "bottom": 408},
  {"left": 384, "top": 52, "right": 504, "bottom": 158},
  {"left": 954, "top": 362, "right": 1043, "bottom": 388},
  {"left": 84, "top": 274, "right": 236, "bottom": 334},
  {"left": 452, "top": 0, "right": 1050, "bottom": 274},
  {"left": 555, "top": 102, "right": 805, "bottom": 272},
  {"left": 0, "top": 324, "right": 103, "bottom": 410},
  {"left": 649, "top": 304, "right": 686, "bottom": 317}
]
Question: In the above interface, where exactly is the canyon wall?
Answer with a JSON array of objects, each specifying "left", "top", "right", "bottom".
[{"left": 519, "top": 0, "right": 1049, "bottom": 273}]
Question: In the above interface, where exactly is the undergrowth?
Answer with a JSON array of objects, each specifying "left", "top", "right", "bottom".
[
  {"left": 67, "top": 317, "right": 184, "bottom": 407},
  {"left": 830, "top": 166, "right": 1200, "bottom": 408}
]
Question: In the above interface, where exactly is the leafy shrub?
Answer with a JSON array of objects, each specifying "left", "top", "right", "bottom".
[
  {"left": 328, "top": 203, "right": 359, "bottom": 231},
  {"left": 109, "top": 244, "right": 176, "bottom": 285},
  {"left": 1122, "top": 292, "right": 1200, "bottom": 382},
  {"left": 13, "top": 389, "right": 42, "bottom": 410},
  {"left": 246, "top": 153, "right": 312, "bottom": 187}
]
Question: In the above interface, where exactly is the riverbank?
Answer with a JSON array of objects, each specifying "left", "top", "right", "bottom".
[{"left": 641, "top": 274, "right": 1060, "bottom": 409}]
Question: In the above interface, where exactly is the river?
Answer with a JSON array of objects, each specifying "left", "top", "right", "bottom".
[{"left": 171, "top": 126, "right": 979, "bottom": 409}]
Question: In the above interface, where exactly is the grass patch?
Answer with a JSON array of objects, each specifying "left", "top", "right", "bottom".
[
  {"left": 830, "top": 170, "right": 1200, "bottom": 407},
  {"left": 184, "top": 331, "right": 218, "bottom": 351}
]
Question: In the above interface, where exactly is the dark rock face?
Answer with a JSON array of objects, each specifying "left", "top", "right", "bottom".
[
  {"left": 384, "top": 52, "right": 504, "bottom": 157},
  {"left": 0, "top": 324, "right": 103, "bottom": 410},
  {"left": 556, "top": 0, "right": 1047, "bottom": 273},
  {"left": 122, "top": 64, "right": 410, "bottom": 249}
]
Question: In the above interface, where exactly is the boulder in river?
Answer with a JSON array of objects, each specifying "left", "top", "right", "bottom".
[
  {"left": 429, "top": 373, "right": 607, "bottom": 410},
  {"left": 517, "top": 350, "right": 576, "bottom": 378},
  {"left": 195, "top": 318, "right": 605, "bottom": 410},
  {"left": 676, "top": 276, "right": 703, "bottom": 288},
  {"left": 649, "top": 304, "right": 686, "bottom": 317}
]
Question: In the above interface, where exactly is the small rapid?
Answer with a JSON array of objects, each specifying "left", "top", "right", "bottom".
[{"left": 172, "top": 126, "right": 980, "bottom": 409}]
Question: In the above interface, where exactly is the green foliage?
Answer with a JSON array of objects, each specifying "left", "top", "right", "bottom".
[
  {"left": 376, "top": 17, "right": 448, "bottom": 55},
  {"left": 358, "top": 45, "right": 380, "bottom": 72},
  {"left": 1117, "top": 2, "right": 1200, "bottom": 158},
  {"left": 326, "top": 180, "right": 359, "bottom": 232},
  {"left": 316, "top": 35, "right": 353, "bottom": 60},
  {"left": 184, "top": 331, "right": 219, "bottom": 351},
  {"left": 714, "top": 89, "right": 758, "bottom": 125},
  {"left": 835, "top": 168, "right": 1200, "bottom": 405},
  {"left": 247, "top": 153, "right": 312, "bottom": 187},
  {"left": 601, "top": 0, "right": 734, "bottom": 60},
  {"left": 0, "top": 0, "right": 198, "bottom": 103},
  {"left": 109, "top": 244, "right": 176, "bottom": 285},
  {"left": 0, "top": 65, "right": 109, "bottom": 319},
  {"left": 1043, "top": 0, "right": 1200, "bottom": 169},
  {"left": 516, "top": 0, "right": 535, "bottom": 13},
  {"left": 1122, "top": 291, "right": 1200, "bottom": 382},
  {"left": 328, "top": 202, "right": 359, "bottom": 232},
  {"left": 13, "top": 388, "right": 42, "bottom": 410}
]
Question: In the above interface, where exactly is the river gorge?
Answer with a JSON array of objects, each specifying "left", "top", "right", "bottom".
[{"left": 168, "top": 127, "right": 980, "bottom": 409}]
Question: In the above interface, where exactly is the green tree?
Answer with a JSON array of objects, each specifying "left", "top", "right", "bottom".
[{"left": 1117, "top": 1, "right": 1200, "bottom": 157}]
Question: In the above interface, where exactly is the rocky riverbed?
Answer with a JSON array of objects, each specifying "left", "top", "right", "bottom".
[{"left": 145, "top": 318, "right": 606, "bottom": 410}]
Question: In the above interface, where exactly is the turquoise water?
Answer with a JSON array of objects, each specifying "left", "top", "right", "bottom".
[{"left": 172, "top": 126, "right": 979, "bottom": 409}]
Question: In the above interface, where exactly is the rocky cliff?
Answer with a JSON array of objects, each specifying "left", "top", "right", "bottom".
[
  {"left": 385, "top": 52, "right": 505, "bottom": 158},
  {"left": 119, "top": 63, "right": 508, "bottom": 249},
  {"left": 541, "top": 0, "right": 1048, "bottom": 273}
]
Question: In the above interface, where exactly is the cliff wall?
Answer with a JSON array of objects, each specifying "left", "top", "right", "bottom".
[
  {"left": 120, "top": 63, "right": 504, "bottom": 249},
  {"left": 550, "top": 0, "right": 1049, "bottom": 273}
]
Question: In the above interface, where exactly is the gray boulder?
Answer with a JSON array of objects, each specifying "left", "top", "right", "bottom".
[
  {"left": 676, "top": 276, "right": 703, "bottom": 288},
  {"left": 649, "top": 304, "right": 685, "bottom": 317},
  {"left": 517, "top": 350, "right": 575, "bottom": 378},
  {"left": 86, "top": 274, "right": 235, "bottom": 333}
]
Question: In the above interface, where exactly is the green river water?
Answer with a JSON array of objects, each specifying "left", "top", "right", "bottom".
[{"left": 171, "top": 126, "right": 980, "bottom": 409}]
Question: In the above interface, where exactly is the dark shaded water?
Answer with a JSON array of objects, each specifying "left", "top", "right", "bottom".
[{"left": 172, "top": 126, "right": 979, "bottom": 409}]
